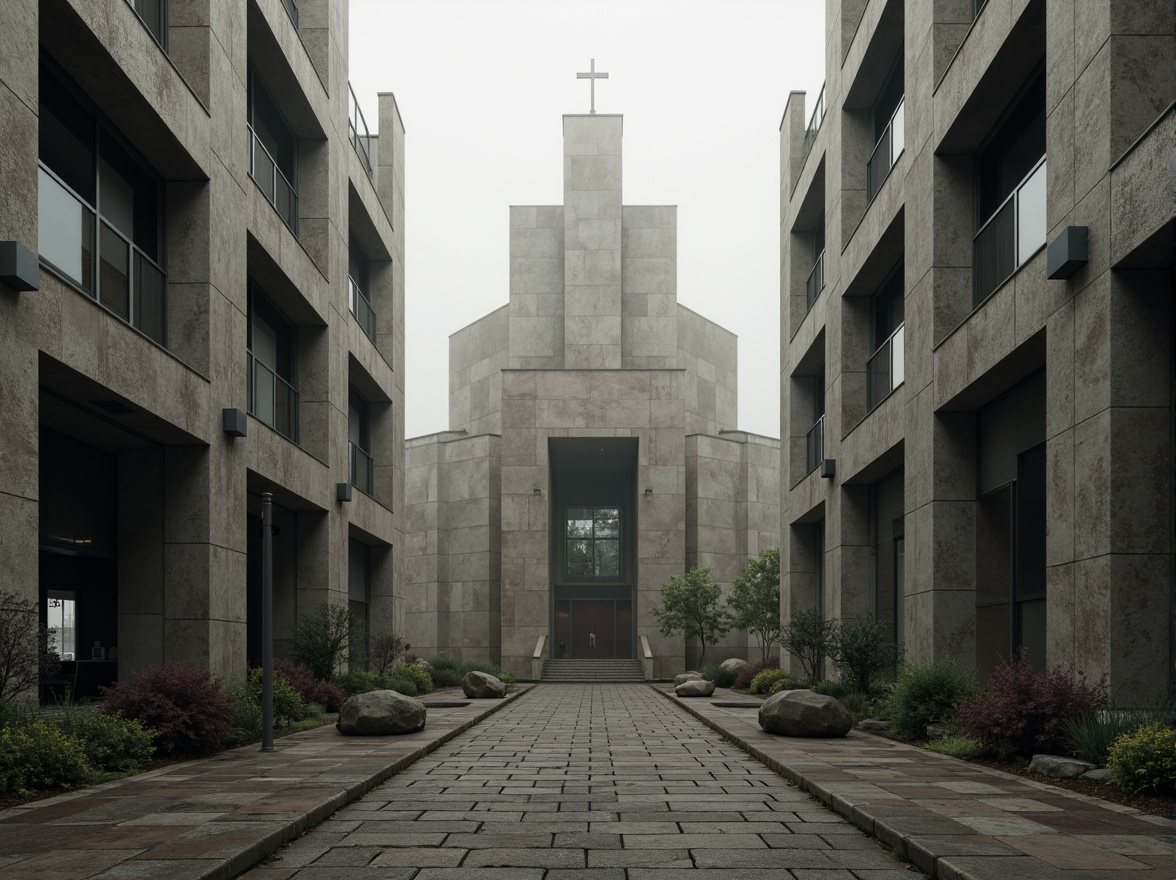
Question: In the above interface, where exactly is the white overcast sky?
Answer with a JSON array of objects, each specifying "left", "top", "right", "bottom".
[{"left": 347, "top": 0, "right": 826, "bottom": 440}]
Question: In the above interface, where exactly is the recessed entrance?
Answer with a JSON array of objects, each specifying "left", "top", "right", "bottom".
[{"left": 554, "top": 593, "right": 633, "bottom": 659}]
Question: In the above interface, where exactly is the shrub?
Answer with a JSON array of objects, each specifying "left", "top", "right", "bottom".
[
  {"left": 385, "top": 677, "right": 418, "bottom": 697},
  {"left": 953, "top": 650, "right": 1107, "bottom": 758},
  {"left": 430, "top": 669, "right": 462, "bottom": 689},
  {"left": 496, "top": 671, "right": 517, "bottom": 685},
  {"left": 369, "top": 632, "right": 409, "bottom": 675},
  {"left": 246, "top": 668, "right": 307, "bottom": 725},
  {"left": 1064, "top": 701, "right": 1171, "bottom": 767},
  {"left": 769, "top": 676, "right": 802, "bottom": 695},
  {"left": 1106, "top": 722, "right": 1176, "bottom": 795},
  {"left": 733, "top": 657, "right": 779, "bottom": 690},
  {"left": 100, "top": 664, "right": 235, "bottom": 756},
  {"left": 334, "top": 670, "right": 385, "bottom": 697},
  {"left": 273, "top": 659, "right": 345, "bottom": 712},
  {"left": 750, "top": 668, "right": 789, "bottom": 695},
  {"left": 0, "top": 720, "right": 92, "bottom": 793},
  {"left": 925, "top": 735, "right": 987, "bottom": 760},
  {"left": 390, "top": 663, "right": 433, "bottom": 694},
  {"left": 291, "top": 603, "right": 363, "bottom": 681},
  {"left": 224, "top": 679, "right": 262, "bottom": 746},
  {"left": 55, "top": 710, "right": 155, "bottom": 773},
  {"left": 700, "top": 663, "right": 737, "bottom": 689},
  {"left": 781, "top": 609, "right": 838, "bottom": 685},
  {"left": 889, "top": 659, "right": 975, "bottom": 740},
  {"left": 833, "top": 618, "right": 893, "bottom": 695},
  {"left": 0, "top": 589, "right": 60, "bottom": 704},
  {"left": 812, "top": 679, "right": 854, "bottom": 699}
]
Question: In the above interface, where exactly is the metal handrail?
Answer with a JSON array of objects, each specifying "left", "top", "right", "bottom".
[
  {"left": 805, "top": 249, "right": 825, "bottom": 311},
  {"left": 866, "top": 97, "right": 905, "bottom": 202},
  {"left": 972, "top": 155, "right": 1046, "bottom": 306},
  {"left": 803, "top": 83, "right": 826, "bottom": 159},
  {"left": 248, "top": 124, "right": 299, "bottom": 234},
  {"left": 348, "top": 83, "right": 374, "bottom": 178},
  {"left": 38, "top": 164, "right": 167, "bottom": 346},
  {"left": 866, "top": 322, "right": 905, "bottom": 411},
  {"left": 348, "top": 274, "right": 377, "bottom": 341},
  {"left": 805, "top": 414, "right": 825, "bottom": 474},
  {"left": 247, "top": 351, "right": 300, "bottom": 442},
  {"left": 280, "top": 0, "right": 298, "bottom": 27},
  {"left": 350, "top": 442, "right": 374, "bottom": 495}
]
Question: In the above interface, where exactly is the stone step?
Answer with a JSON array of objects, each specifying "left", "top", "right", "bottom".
[{"left": 541, "top": 659, "right": 646, "bottom": 682}]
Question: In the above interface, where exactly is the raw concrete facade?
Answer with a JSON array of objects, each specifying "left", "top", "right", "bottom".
[
  {"left": 407, "top": 113, "right": 779, "bottom": 678},
  {"left": 780, "top": 0, "right": 1173, "bottom": 699},
  {"left": 0, "top": 0, "right": 404, "bottom": 688}
]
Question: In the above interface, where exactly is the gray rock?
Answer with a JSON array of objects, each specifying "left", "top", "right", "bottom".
[
  {"left": 462, "top": 670, "right": 507, "bottom": 698},
  {"left": 337, "top": 690, "right": 426, "bottom": 736},
  {"left": 1028, "top": 754, "right": 1096, "bottom": 778},
  {"left": 720, "top": 658, "right": 750, "bottom": 673},
  {"left": 674, "top": 672, "right": 705, "bottom": 686},
  {"left": 675, "top": 679, "right": 716, "bottom": 697},
  {"left": 857, "top": 719, "right": 891, "bottom": 731},
  {"left": 758, "top": 689, "right": 853, "bottom": 738},
  {"left": 1082, "top": 768, "right": 1112, "bottom": 781},
  {"left": 925, "top": 723, "right": 957, "bottom": 740}
]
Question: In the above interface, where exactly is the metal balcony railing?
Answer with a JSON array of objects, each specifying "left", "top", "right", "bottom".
[
  {"left": 348, "top": 275, "right": 377, "bottom": 342},
  {"left": 248, "top": 124, "right": 298, "bottom": 234},
  {"left": 802, "top": 83, "right": 826, "bottom": 160},
  {"left": 247, "top": 352, "right": 299, "bottom": 442},
  {"left": 805, "top": 249, "right": 825, "bottom": 311},
  {"left": 867, "top": 322, "right": 905, "bottom": 411},
  {"left": 805, "top": 414, "right": 825, "bottom": 474},
  {"left": 127, "top": 0, "right": 168, "bottom": 50},
  {"left": 974, "top": 0, "right": 990, "bottom": 18},
  {"left": 38, "top": 166, "right": 167, "bottom": 346},
  {"left": 350, "top": 442, "right": 374, "bottom": 496},
  {"left": 866, "top": 98, "right": 905, "bottom": 202},
  {"left": 348, "top": 83, "right": 374, "bottom": 179},
  {"left": 281, "top": 0, "right": 298, "bottom": 27},
  {"left": 973, "top": 156, "right": 1046, "bottom": 306}
]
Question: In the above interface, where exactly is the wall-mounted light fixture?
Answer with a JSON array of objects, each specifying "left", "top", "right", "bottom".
[
  {"left": 222, "top": 408, "right": 248, "bottom": 438},
  {"left": 820, "top": 459, "right": 836, "bottom": 479},
  {"left": 337, "top": 482, "right": 353, "bottom": 502},
  {"left": 533, "top": 487, "right": 542, "bottom": 496},
  {"left": 1047, "top": 226, "right": 1088, "bottom": 280},
  {"left": 643, "top": 488, "right": 653, "bottom": 497},
  {"left": 0, "top": 241, "right": 38, "bottom": 291}
]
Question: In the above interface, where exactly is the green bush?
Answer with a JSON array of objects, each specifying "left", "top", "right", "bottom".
[
  {"left": 430, "top": 669, "right": 462, "bottom": 689},
  {"left": 700, "top": 664, "right": 737, "bottom": 689},
  {"left": 334, "top": 670, "right": 385, "bottom": 697},
  {"left": 55, "top": 711, "right": 155, "bottom": 773},
  {"left": 924, "top": 735, "right": 986, "bottom": 760},
  {"left": 390, "top": 663, "right": 434, "bottom": 694},
  {"left": 225, "top": 679, "right": 262, "bottom": 745},
  {"left": 889, "top": 659, "right": 975, "bottom": 739},
  {"left": 833, "top": 618, "right": 894, "bottom": 695},
  {"left": 769, "top": 676, "right": 804, "bottom": 695},
  {"left": 750, "top": 668, "right": 789, "bottom": 695},
  {"left": 247, "top": 668, "right": 307, "bottom": 725},
  {"left": 1106, "top": 722, "right": 1176, "bottom": 795},
  {"left": 1065, "top": 703, "right": 1170, "bottom": 767},
  {"left": 780, "top": 608, "right": 838, "bottom": 685},
  {"left": 496, "top": 671, "right": 517, "bottom": 685},
  {"left": 812, "top": 679, "right": 854, "bottom": 699},
  {"left": 385, "top": 677, "right": 419, "bottom": 697},
  {"left": 291, "top": 603, "right": 364, "bottom": 681},
  {"left": 0, "top": 720, "right": 92, "bottom": 793}
]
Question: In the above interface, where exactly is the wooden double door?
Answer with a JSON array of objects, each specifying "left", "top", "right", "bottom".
[{"left": 553, "top": 595, "right": 633, "bottom": 659}]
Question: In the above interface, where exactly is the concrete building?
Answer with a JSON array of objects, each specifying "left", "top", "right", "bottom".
[
  {"left": 780, "top": 0, "right": 1173, "bottom": 699},
  {"left": 0, "top": 0, "right": 404, "bottom": 691},
  {"left": 406, "top": 109, "right": 779, "bottom": 679}
]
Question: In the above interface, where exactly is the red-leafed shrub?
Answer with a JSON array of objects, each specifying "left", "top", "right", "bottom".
[
  {"left": 733, "top": 657, "right": 780, "bottom": 691},
  {"left": 100, "top": 664, "right": 235, "bottom": 756},
  {"left": 274, "top": 658, "right": 345, "bottom": 712},
  {"left": 953, "top": 649, "right": 1108, "bottom": 758}
]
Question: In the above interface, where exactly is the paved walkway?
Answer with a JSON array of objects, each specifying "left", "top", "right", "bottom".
[{"left": 240, "top": 684, "right": 923, "bottom": 879}]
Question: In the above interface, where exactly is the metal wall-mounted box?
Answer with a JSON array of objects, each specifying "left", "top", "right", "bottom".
[
  {"left": 222, "top": 408, "right": 248, "bottom": 438},
  {"left": 1047, "top": 226, "right": 1088, "bottom": 280},
  {"left": 0, "top": 241, "right": 38, "bottom": 292},
  {"left": 820, "top": 458, "right": 836, "bottom": 478}
]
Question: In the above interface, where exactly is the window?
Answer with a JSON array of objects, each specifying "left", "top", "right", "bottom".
[
  {"left": 46, "top": 592, "right": 76, "bottom": 659},
  {"left": 866, "top": 265, "right": 905, "bottom": 410},
  {"left": 247, "top": 68, "right": 298, "bottom": 233},
  {"left": 566, "top": 507, "right": 621, "bottom": 578},
  {"left": 973, "top": 70, "right": 1046, "bottom": 306},
  {"left": 38, "top": 65, "right": 166, "bottom": 345},
  {"left": 871, "top": 470, "right": 905, "bottom": 649},
  {"left": 867, "top": 54, "right": 905, "bottom": 202},
  {"left": 348, "top": 236, "right": 376, "bottom": 341},
  {"left": 348, "top": 540, "right": 369, "bottom": 670},
  {"left": 805, "top": 370, "right": 826, "bottom": 474},
  {"left": 126, "top": 0, "right": 167, "bottom": 50},
  {"left": 802, "top": 82, "right": 826, "bottom": 161},
  {"left": 349, "top": 388, "right": 373, "bottom": 495},
  {"left": 348, "top": 83, "right": 374, "bottom": 178},
  {"left": 247, "top": 282, "right": 299, "bottom": 441},
  {"left": 805, "top": 224, "right": 825, "bottom": 311}
]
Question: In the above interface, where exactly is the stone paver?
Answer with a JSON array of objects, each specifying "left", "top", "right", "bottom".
[{"left": 242, "top": 684, "right": 920, "bottom": 879}]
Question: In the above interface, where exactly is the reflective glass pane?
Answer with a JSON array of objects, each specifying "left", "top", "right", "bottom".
[
  {"left": 892, "top": 324, "right": 905, "bottom": 388},
  {"left": 254, "top": 359, "right": 276, "bottom": 426},
  {"left": 567, "top": 539, "right": 593, "bottom": 576},
  {"left": 39, "top": 168, "right": 93, "bottom": 289},
  {"left": 1016, "top": 161, "right": 1046, "bottom": 264},
  {"left": 99, "top": 222, "right": 130, "bottom": 320},
  {"left": 566, "top": 509, "right": 593, "bottom": 538},
  {"left": 594, "top": 508, "right": 620, "bottom": 537},
  {"left": 595, "top": 540, "right": 620, "bottom": 576},
  {"left": 135, "top": 251, "right": 165, "bottom": 344},
  {"left": 891, "top": 100, "right": 905, "bottom": 162}
]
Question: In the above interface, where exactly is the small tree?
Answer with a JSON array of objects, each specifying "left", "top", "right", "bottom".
[
  {"left": 0, "top": 589, "right": 59, "bottom": 705},
  {"left": 727, "top": 548, "right": 782, "bottom": 663},
  {"left": 369, "top": 632, "right": 409, "bottom": 675},
  {"left": 832, "top": 618, "right": 891, "bottom": 694},
  {"left": 652, "top": 567, "right": 732, "bottom": 668},
  {"left": 291, "top": 602, "right": 363, "bottom": 681},
  {"left": 781, "top": 607, "right": 839, "bottom": 685}
]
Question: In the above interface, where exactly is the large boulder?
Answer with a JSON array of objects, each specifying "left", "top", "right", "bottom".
[
  {"left": 1028, "top": 754, "right": 1096, "bottom": 779},
  {"left": 337, "top": 690, "right": 426, "bottom": 736},
  {"left": 758, "top": 689, "right": 853, "bottom": 738},
  {"left": 674, "top": 672, "right": 705, "bottom": 686},
  {"left": 462, "top": 670, "right": 507, "bottom": 698},
  {"left": 675, "top": 679, "right": 716, "bottom": 697},
  {"left": 720, "top": 658, "right": 750, "bottom": 673}
]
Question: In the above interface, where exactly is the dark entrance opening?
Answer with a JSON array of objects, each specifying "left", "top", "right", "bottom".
[{"left": 549, "top": 438, "right": 638, "bottom": 660}]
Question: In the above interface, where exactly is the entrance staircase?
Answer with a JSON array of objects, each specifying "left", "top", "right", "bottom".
[{"left": 540, "top": 658, "right": 646, "bottom": 683}]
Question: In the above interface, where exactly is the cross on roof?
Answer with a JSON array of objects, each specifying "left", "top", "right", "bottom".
[{"left": 576, "top": 58, "right": 609, "bottom": 114}]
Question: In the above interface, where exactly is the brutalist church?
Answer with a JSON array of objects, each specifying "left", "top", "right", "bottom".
[
  {"left": 0, "top": 0, "right": 405, "bottom": 689},
  {"left": 405, "top": 76, "right": 781, "bottom": 679},
  {"left": 779, "top": 0, "right": 1174, "bottom": 700}
]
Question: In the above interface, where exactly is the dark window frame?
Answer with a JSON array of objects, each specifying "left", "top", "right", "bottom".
[
  {"left": 246, "top": 280, "right": 300, "bottom": 442},
  {"left": 564, "top": 505, "right": 623, "bottom": 581}
]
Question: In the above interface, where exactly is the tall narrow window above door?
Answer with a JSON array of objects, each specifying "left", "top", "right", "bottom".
[{"left": 566, "top": 507, "right": 621, "bottom": 578}]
